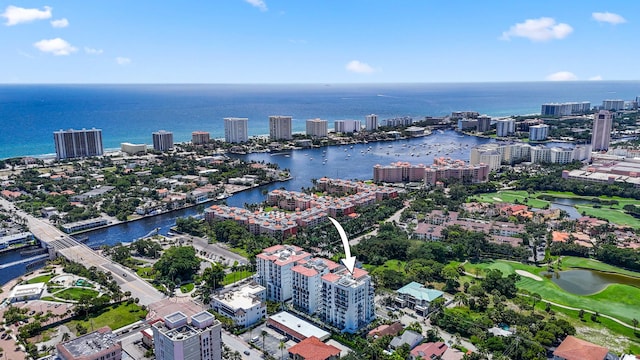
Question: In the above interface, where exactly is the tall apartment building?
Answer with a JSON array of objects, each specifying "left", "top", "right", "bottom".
[
  {"left": 470, "top": 143, "right": 531, "bottom": 170},
  {"left": 210, "top": 282, "right": 266, "bottom": 328},
  {"left": 192, "top": 131, "right": 210, "bottom": 145},
  {"left": 495, "top": 119, "right": 515, "bottom": 137},
  {"left": 550, "top": 147, "right": 574, "bottom": 164},
  {"left": 320, "top": 267, "right": 376, "bottom": 333},
  {"left": 530, "top": 146, "right": 551, "bottom": 163},
  {"left": 153, "top": 311, "right": 222, "bottom": 360},
  {"left": 152, "top": 130, "right": 174, "bottom": 151},
  {"left": 269, "top": 115, "right": 293, "bottom": 140},
  {"left": 256, "top": 245, "right": 312, "bottom": 302},
  {"left": 57, "top": 326, "right": 121, "bottom": 360},
  {"left": 602, "top": 99, "right": 625, "bottom": 111},
  {"left": 476, "top": 115, "right": 492, "bottom": 133},
  {"left": 470, "top": 148, "right": 502, "bottom": 172},
  {"left": 224, "top": 117, "right": 249, "bottom": 143},
  {"left": 529, "top": 124, "right": 549, "bottom": 141},
  {"left": 306, "top": 118, "right": 328, "bottom": 138},
  {"left": 591, "top": 110, "right": 613, "bottom": 151},
  {"left": 334, "top": 120, "right": 362, "bottom": 133},
  {"left": 53, "top": 128, "right": 104, "bottom": 160},
  {"left": 292, "top": 258, "right": 340, "bottom": 315},
  {"left": 365, "top": 114, "right": 378, "bottom": 131},
  {"left": 541, "top": 102, "right": 590, "bottom": 116}
]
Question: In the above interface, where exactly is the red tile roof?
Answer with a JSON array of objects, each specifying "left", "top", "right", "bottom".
[
  {"left": 292, "top": 265, "right": 318, "bottom": 277},
  {"left": 288, "top": 336, "right": 340, "bottom": 360},
  {"left": 411, "top": 342, "right": 448, "bottom": 360},
  {"left": 553, "top": 336, "right": 609, "bottom": 360}
]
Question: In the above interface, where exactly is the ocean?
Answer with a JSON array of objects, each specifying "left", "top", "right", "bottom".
[{"left": 1, "top": 82, "right": 639, "bottom": 159}]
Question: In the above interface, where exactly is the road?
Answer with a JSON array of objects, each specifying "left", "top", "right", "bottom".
[
  {"left": 190, "top": 235, "right": 248, "bottom": 266},
  {"left": 0, "top": 197, "right": 165, "bottom": 306}
]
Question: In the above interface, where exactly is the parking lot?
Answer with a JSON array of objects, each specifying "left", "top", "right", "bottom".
[{"left": 239, "top": 324, "right": 291, "bottom": 360}]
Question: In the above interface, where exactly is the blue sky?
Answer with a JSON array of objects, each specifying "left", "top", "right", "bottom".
[{"left": 0, "top": 0, "right": 637, "bottom": 83}]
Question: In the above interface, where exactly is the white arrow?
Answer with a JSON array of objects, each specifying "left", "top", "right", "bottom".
[{"left": 328, "top": 216, "right": 356, "bottom": 275}]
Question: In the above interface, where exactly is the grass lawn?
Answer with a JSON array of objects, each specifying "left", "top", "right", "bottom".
[
  {"left": 67, "top": 302, "right": 147, "bottom": 335},
  {"left": 26, "top": 274, "right": 53, "bottom": 284},
  {"left": 136, "top": 266, "right": 156, "bottom": 279},
  {"left": 464, "top": 260, "right": 640, "bottom": 325},
  {"left": 222, "top": 270, "right": 254, "bottom": 285},
  {"left": 229, "top": 247, "right": 250, "bottom": 258},
  {"left": 55, "top": 288, "right": 100, "bottom": 301},
  {"left": 180, "top": 283, "right": 194, "bottom": 293}
]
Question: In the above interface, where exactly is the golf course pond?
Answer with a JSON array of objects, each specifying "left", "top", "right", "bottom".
[{"left": 543, "top": 269, "right": 640, "bottom": 295}]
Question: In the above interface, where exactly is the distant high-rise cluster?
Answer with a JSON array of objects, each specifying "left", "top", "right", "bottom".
[
  {"left": 541, "top": 102, "right": 591, "bottom": 116},
  {"left": 223, "top": 117, "right": 248, "bottom": 143},
  {"left": 191, "top": 131, "right": 210, "bottom": 145},
  {"left": 152, "top": 130, "right": 174, "bottom": 151},
  {"left": 306, "top": 118, "right": 328, "bottom": 138},
  {"left": 365, "top": 114, "right": 378, "bottom": 131},
  {"left": 334, "top": 119, "right": 362, "bottom": 133},
  {"left": 53, "top": 128, "right": 104, "bottom": 160},
  {"left": 529, "top": 124, "right": 549, "bottom": 141}
]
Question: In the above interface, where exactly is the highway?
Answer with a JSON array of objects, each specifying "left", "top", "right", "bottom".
[{"left": 0, "top": 198, "right": 165, "bottom": 306}]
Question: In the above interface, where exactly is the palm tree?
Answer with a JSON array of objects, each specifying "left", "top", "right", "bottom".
[
  {"left": 261, "top": 330, "right": 267, "bottom": 353},
  {"left": 61, "top": 332, "right": 70, "bottom": 342},
  {"left": 278, "top": 340, "right": 286, "bottom": 360}
]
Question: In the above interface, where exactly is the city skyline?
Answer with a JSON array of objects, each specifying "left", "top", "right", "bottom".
[{"left": 1, "top": 1, "right": 637, "bottom": 83}]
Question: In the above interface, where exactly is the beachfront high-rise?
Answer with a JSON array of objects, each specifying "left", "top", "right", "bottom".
[
  {"left": 224, "top": 117, "right": 249, "bottom": 143},
  {"left": 365, "top": 114, "right": 378, "bottom": 131},
  {"left": 306, "top": 118, "right": 328, "bottom": 138},
  {"left": 602, "top": 99, "right": 625, "bottom": 111},
  {"left": 495, "top": 118, "right": 515, "bottom": 137},
  {"left": 591, "top": 110, "right": 613, "bottom": 151},
  {"left": 191, "top": 131, "right": 210, "bottom": 145},
  {"left": 53, "top": 128, "right": 104, "bottom": 160},
  {"left": 334, "top": 120, "right": 361, "bottom": 133},
  {"left": 269, "top": 115, "right": 293, "bottom": 140},
  {"left": 152, "top": 130, "right": 174, "bottom": 151},
  {"left": 152, "top": 311, "right": 222, "bottom": 360}
]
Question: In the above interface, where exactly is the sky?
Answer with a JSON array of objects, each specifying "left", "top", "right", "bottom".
[{"left": 0, "top": 0, "right": 638, "bottom": 83}]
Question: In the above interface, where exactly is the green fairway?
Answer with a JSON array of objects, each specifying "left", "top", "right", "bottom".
[
  {"left": 574, "top": 205, "right": 640, "bottom": 227},
  {"left": 68, "top": 302, "right": 147, "bottom": 335},
  {"left": 470, "top": 190, "right": 549, "bottom": 208},
  {"left": 561, "top": 257, "right": 640, "bottom": 278},
  {"left": 464, "top": 260, "right": 640, "bottom": 325}
]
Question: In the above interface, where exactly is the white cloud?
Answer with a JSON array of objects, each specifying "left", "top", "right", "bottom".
[
  {"left": 50, "top": 18, "right": 68, "bottom": 28},
  {"left": 245, "top": 0, "right": 267, "bottom": 11},
  {"left": 589, "top": 75, "right": 603, "bottom": 81},
  {"left": 84, "top": 47, "right": 103, "bottom": 55},
  {"left": 33, "top": 38, "right": 77, "bottom": 56},
  {"left": 2, "top": 5, "right": 52, "bottom": 26},
  {"left": 501, "top": 17, "right": 573, "bottom": 42},
  {"left": 116, "top": 57, "right": 131, "bottom": 65},
  {"left": 592, "top": 12, "right": 626, "bottom": 25},
  {"left": 545, "top": 71, "right": 578, "bottom": 81},
  {"left": 345, "top": 60, "right": 375, "bottom": 74}
]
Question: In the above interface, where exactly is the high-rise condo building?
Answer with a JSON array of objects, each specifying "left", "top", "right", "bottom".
[
  {"left": 224, "top": 117, "right": 249, "bottom": 143},
  {"left": 541, "top": 102, "right": 591, "bottom": 116},
  {"left": 529, "top": 124, "right": 549, "bottom": 141},
  {"left": 192, "top": 131, "right": 210, "bottom": 145},
  {"left": 365, "top": 114, "right": 378, "bottom": 131},
  {"left": 602, "top": 99, "right": 625, "bottom": 111},
  {"left": 495, "top": 119, "right": 515, "bottom": 137},
  {"left": 152, "top": 311, "right": 222, "bottom": 360},
  {"left": 306, "top": 118, "right": 328, "bottom": 138},
  {"left": 476, "top": 115, "right": 492, "bottom": 133},
  {"left": 53, "top": 128, "right": 104, "bottom": 160},
  {"left": 591, "top": 110, "right": 613, "bottom": 151},
  {"left": 256, "top": 245, "right": 312, "bottom": 302},
  {"left": 334, "top": 120, "right": 361, "bottom": 133},
  {"left": 269, "top": 116, "right": 293, "bottom": 140},
  {"left": 152, "top": 130, "right": 174, "bottom": 151},
  {"left": 320, "top": 267, "right": 376, "bottom": 333}
]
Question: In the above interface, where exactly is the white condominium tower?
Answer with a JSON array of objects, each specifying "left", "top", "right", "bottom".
[
  {"left": 269, "top": 116, "right": 293, "bottom": 140},
  {"left": 320, "top": 267, "right": 376, "bottom": 333},
  {"left": 365, "top": 114, "right": 378, "bottom": 131},
  {"left": 591, "top": 110, "right": 613, "bottom": 151},
  {"left": 153, "top": 311, "right": 222, "bottom": 360},
  {"left": 224, "top": 117, "right": 249, "bottom": 143},
  {"left": 256, "top": 245, "right": 312, "bottom": 302},
  {"left": 152, "top": 130, "right": 174, "bottom": 151},
  {"left": 306, "top": 118, "right": 328, "bottom": 138},
  {"left": 53, "top": 128, "right": 104, "bottom": 160}
]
